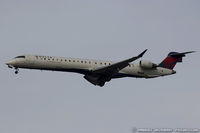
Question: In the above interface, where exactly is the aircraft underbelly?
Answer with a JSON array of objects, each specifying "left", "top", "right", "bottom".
[
  {"left": 119, "top": 67, "right": 160, "bottom": 78},
  {"left": 20, "top": 60, "right": 91, "bottom": 75}
]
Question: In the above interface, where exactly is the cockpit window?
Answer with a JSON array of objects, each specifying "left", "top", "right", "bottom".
[{"left": 15, "top": 56, "right": 25, "bottom": 59}]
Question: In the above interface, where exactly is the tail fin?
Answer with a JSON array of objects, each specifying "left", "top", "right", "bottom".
[{"left": 158, "top": 51, "right": 195, "bottom": 69}]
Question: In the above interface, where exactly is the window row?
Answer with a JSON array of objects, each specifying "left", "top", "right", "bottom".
[
  {"left": 37, "top": 57, "right": 112, "bottom": 65},
  {"left": 36, "top": 57, "right": 134, "bottom": 67}
]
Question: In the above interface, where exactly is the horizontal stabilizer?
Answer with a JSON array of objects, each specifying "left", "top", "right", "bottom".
[{"left": 169, "top": 51, "right": 195, "bottom": 58}]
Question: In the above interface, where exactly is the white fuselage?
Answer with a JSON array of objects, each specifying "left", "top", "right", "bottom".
[{"left": 6, "top": 55, "right": 175, "bottom": 78}]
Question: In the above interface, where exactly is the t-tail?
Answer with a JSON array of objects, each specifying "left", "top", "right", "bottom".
[{"left": 158, "top": 51, "right": 195, "bottom": 69}]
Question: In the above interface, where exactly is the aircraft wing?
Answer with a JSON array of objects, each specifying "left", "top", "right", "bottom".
[{"left": 92, "top": 49, "right": 147, "bottom": 75}]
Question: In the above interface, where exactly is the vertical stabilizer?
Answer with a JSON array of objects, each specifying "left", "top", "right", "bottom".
[{"left": 158, "top": 51, "right": 195, "bottom": 69}]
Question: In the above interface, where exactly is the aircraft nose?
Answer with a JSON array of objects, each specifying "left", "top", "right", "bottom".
[
  {"left": 6, "top": 61, "right": 12, "bottom": 65},
  {"left": 6, "top": 60, "right": 15, "bottom": 66}
]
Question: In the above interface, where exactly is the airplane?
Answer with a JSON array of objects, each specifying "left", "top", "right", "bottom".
[{"left": 6, "top": 50, "right": 195, "bottom": 87}]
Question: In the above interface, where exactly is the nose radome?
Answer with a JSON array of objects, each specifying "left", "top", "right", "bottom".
[{"left": 6, "top": 60, "right": 15, "bottom": 66}]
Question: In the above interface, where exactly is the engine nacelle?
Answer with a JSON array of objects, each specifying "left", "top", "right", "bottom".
[{"left": 139, "top": 60, "right": 157, "bottom": 69}]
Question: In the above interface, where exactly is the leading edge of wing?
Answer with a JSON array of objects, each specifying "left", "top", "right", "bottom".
[{"left": 92, "top": 49, "right": 147, "bottom": 74}]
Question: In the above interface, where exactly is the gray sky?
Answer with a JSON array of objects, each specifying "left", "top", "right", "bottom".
[{"left": 0, "top": 0, "right": 200, "bottom": 133}]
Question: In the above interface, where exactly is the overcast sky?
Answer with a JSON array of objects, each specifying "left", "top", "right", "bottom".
[{"left": 0, "top": 0, "right": 200, "bottom": 133}]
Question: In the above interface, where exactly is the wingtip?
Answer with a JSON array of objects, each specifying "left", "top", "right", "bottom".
[{"left": 138, "top": 49, "right": 148, "bottom": 57}]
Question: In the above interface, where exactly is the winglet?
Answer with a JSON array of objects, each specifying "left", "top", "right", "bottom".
[{"left": 138, "top": 49, "right": 148, "bottom": 58}]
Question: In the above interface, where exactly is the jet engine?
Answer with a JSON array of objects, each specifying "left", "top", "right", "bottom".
[{"left": 139, "top": 60, "right": 157, "bottom": 69}]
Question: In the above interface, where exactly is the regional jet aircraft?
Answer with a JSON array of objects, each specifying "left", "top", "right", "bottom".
[{"left": 6, "top": 50, "right": 194, "bottom": 87}]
